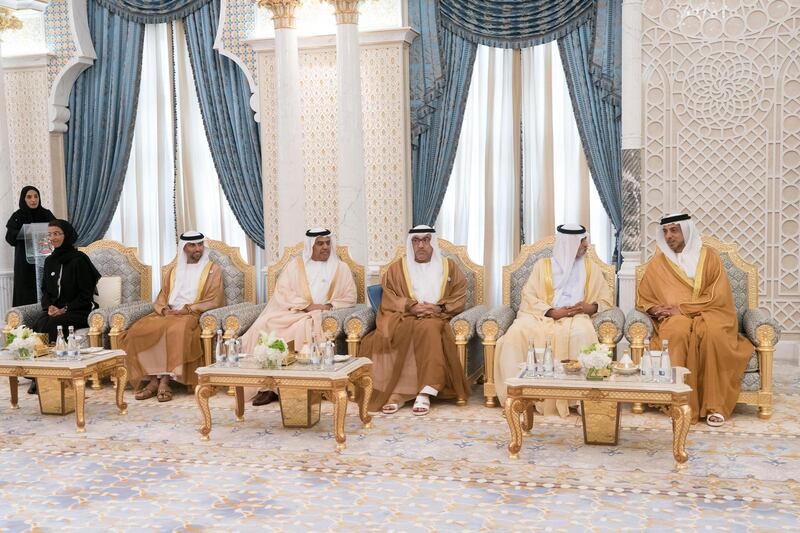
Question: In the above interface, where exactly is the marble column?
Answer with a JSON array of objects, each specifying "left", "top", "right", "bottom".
[
  {"left": 0, "top": 17, "right": 22, "bottom": 317},
  {"left": 618, "top": 0, "right": 643, "bottom": 314},
  {"left": 329, "top": 0, "right": 367, "bottom": 266},
  {"left": 256, "top": 0, "right": 304, "bottom": 255}
]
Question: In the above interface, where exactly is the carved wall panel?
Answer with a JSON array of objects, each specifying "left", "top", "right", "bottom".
[
  {"left": 360, "top": 44, "right": 408, "bottom": 266},
  {"left": 257, "top": 53, "right": 279, "bottom": 262},
  {"left": 642, "top": 0, "right": 800, "bottom": 337},
  {"left": 43, "top": 0, "right": 76, "bottom": 91},
  {"left": 299, "top": 48, "right": 339, "bottom": 235},
  {"left": 257, "top": 39, "right": 410, "bottom": 267},
  {"left": 3, "top": 68, "right": 51, "bottom": 201}
]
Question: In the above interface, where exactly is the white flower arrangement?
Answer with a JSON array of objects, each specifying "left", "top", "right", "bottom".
[
  {"left": 6, "top": 325, "right": 40, "bottom": 359},
  {"left": 253, "top": 331, "right": 288, "bottom": 368},
  {"left": 579, "top": 343, "right": 613, "bottom": 370}
]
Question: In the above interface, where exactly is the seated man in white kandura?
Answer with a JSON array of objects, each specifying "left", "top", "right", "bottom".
[
  {"left": 494, "top": 224, "right": 613, "bottom": 416},
  {"left": 241, "top": 228, "right": 357, "bottom": 406}
]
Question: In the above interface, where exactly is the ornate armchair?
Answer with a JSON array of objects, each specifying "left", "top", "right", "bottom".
[
  {"left": 344, "top": 239, "right": 489, "bottom": 402},
  {"left": 624, "top": 235, "right": 781, "bottom": 419},
  {"left": 215, "top": 243, "right": 365, "bottom": 359},
  {"left": 478, "top": 236, "right": 624, "bottom": 407},
  {"left": 4, "top": 240, "right": 151, "bottom": 346},
  {"left": 107, "top": 240, "right": 255, "bottom": 368}
]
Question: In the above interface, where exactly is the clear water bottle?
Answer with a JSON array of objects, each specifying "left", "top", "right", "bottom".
[
  {"left": 54, "top": 325, "right": 68, "bottom": 359},
  {"left": 543, "top": 338, "right": 554, "bottom": 377},
  {"left": 640, "top": 337, "right": 652, "bottom": 381},
  {"left": 526, "top": 338, "right": 536, "bottom": 377},
  {"left": 214, "top": 329, "right": 226, "bottom": 366},
  {"left": 659, "top": 340, "right": 671, "bottom": 383},
  {"left": 66, "top": 325, "right": 79, "bottom": 360}
]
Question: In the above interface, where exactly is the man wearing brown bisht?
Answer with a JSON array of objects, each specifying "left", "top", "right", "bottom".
[
  {"left": 120, "top": 231, "right": 225, "bottom": 402},
  {"left": 636, "top": 214, "right": 753, "bottom": 427},
  {"left": 361, "top": 225, "right": 470, "bottom": 416}
]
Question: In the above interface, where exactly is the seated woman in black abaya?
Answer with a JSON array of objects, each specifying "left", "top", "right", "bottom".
[{"left": 33, "top": 220, "right": 101, "bottom": 342}]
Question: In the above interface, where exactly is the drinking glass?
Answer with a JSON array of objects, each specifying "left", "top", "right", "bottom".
[
  {"left": 310, "top": 342, "right": 322, "bottom": 368},
  {"left": 534, "top": 348, "right": 545, "bottom": 377}
]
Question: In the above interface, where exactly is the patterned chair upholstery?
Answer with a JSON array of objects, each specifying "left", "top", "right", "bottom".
[
  {"left": 4, "top": 240, "right": 151, "bottom": 390},
  {"left": 624, "top": 235, "right": 781, "bottom": 419},
  {"left": 477, "top": 236, "right": 624, "bottom": 407},
  {"left": 217, "top": 243, "right": 365, "bottom": 357},
  {"left": 344, "top": 239, "right": 489, "bottom": 404},
  {"left": 107, "top": 240, "right": 255, "bottom": 368}
]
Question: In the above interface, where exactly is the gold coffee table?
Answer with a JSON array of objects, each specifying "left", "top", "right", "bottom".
[
  {"left": 195, "top": 357, "right": 373, "bottom": 451},
  {"left": 0, "top": 349, "right": 128, "bottom": 432},
  {"left": 504, "top": 367, "right": 693, "bottom": 465}
]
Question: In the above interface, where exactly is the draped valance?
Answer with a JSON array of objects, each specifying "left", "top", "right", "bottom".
[
  {"left": 438, "top": 0, "right": 595, "bottom": 49},
  {"left": 94, "top": 0, "right": 212, "bottom": 24}
]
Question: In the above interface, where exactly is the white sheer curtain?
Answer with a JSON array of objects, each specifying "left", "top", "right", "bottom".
[
  {"left": 106, "top": 24, "right": 177, "bottom": 296},
  {"left": 438, "top": 42, "right": 614, "bottom": 306},
  {"left": 437, "top": 46, "right": 519, "bottom": 306},
  {"left": 106, "top": 23, "right": 251, "bottom": 298}
]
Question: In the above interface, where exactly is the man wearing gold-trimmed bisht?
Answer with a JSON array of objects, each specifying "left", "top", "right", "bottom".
[
  {"left": 241, "top": 228, "right": 357, "bottom": 406},
  {"left": 637, "top": 213, "right": 753, "bottom": 427},
  {"left": 120, "top": 231, "right": 224, "bottom": 402},
  {"left": 361, "top": 225, "right": 470, "bottom": 416},
  {"left": 494, "top": 224, "right": 613, "bottom": 415}
]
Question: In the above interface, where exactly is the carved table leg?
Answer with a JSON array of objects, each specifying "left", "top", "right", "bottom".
[
  {"left": 671, "top": 403, "right": 691, "bottom": 465},
  {"left": 522, "top": 401, "right": 535, "bottom": 434},
  {"left": 9, "top": 376, "right": 19, "bottom": 409},
  {"left": 115, "top": 365, "right": 128, "bottom": 415},
  {"left": 505, "top": 397, "right": 525, "bottom": 459},
  {"left": 332, "top": 388, "right": 348, "bottom": 452},
  {"left": 354, "top": 374, "right": 373, "bottom": 428},
  {"left": 235, "top": 386, "right": 245, "bottom": 422},
  {"left": 91, "top": 371, "right": 102, "bottom": 390},
  {"left": 632, "top": 402, "right": 644, "bottom": 414},
  {"left": 195, "top": 383, "right": 216, "bottom": 441},
  {"left": 73, "top": 378, "right": 86, "bottom": 433}
]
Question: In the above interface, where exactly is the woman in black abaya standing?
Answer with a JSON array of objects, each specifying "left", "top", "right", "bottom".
[{"left": 4, "top": 186, "right": 55, "bottom": 306}]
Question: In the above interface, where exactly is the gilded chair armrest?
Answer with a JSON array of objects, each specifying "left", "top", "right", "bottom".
[
  {"left": 344, "top": 306, "right": 376, "bottom": 340},
  {"left": 199, "top": 302, "right": 266, "bottom": 336},
  {"left": 743, "top": 309, "right": 782, "bottom": 346},
  {"left": 623, "top": 310, "right": 654, "bottom": 342},
  {"left": 88, "top": 300, "right": 148, "bottom": 334},
  {"left": 593, "top": 307, "right": 625, "bottom": 344},
  {"left": 477, "top": 305, "right": 516, "bottom": 340},
  {"left": 5, "top": 303, "right": 42, "bottom": 330},
  {"left": 110, "top": 302, "right": 155, "bottom": 331},
  {"left": 322, "top": 304, "right": 366, "bottom": 339},
  {"left": 450, "top": 304, "right": 490, "bottom": 341}
]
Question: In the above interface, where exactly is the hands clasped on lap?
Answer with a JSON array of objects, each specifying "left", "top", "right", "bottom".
[
  {"left": 410, "top": 302, "right": 443, "bottom": 318},
  {"left": 546, "top": 301, "right": 597, "bottom": 320}
]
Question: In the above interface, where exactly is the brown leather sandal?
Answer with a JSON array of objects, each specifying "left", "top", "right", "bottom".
[
  {"left": 135, "top": 382, "right": 158, "bottom": 401},
  {"left": 157, "top": 381, "right": 173, "bottom": 402}
]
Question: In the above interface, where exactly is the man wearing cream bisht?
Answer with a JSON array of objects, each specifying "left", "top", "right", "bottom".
[
  {"left": 493, "top": 224, "right": 613, "bottom": 416},
  {"left": 241, "top": 228, "right": 357, "bottom": 406}
]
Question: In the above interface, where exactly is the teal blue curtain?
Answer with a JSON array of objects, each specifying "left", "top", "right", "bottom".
[
  {"left": 65, "top": 0, "right": 144, "bottom": 245},
  {"left": 408, "top": 0, "right": 445, "bottom": 141},
  {"left": 411, "top": 28, "right": 477, "bottom": 225},
  {"left": 411, "top": 0, "right": 603, "bottom": 226},
  {"left": 559, "top": 1, "right": 622, "bottom": 260},
  {"left": 94, "top": 0, "right": 211, "bottom": 23},
  {"left": 184, "top": 0, "right": 264, "bottom": 248},
  {"left": 439, "top": 0, "right": 594, "bottom": 49}
]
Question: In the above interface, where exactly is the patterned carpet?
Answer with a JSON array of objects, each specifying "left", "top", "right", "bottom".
[{"left": 1, "top": 363, "right": 799, "bottom": 531}]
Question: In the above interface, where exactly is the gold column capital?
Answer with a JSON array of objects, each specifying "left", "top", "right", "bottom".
[
  {"left": 255, "top": 0, "right": 301, "bottom": 30},
  {"left": 0, "top": 8, "right": 23, "bottom": 34},
  {"left": 327, "top": 0, "right": 361, "bottom": 25}
]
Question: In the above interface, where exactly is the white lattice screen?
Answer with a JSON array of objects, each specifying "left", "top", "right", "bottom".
[{"left": 642, "top": 0, "right": 800, "bottom": 338}]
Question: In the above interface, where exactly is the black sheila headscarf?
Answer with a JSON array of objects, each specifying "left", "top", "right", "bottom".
[
  {"left": 48, "top": 219, "right": 101, "bottom": 282},
  {"left": 13, "top": 186, "right": 52, "bottom": 225}
]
